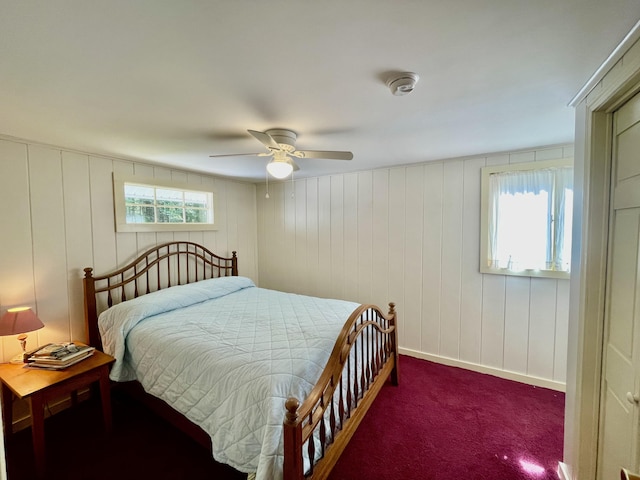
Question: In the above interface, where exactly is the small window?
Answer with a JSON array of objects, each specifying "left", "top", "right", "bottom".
[
  {"left": 480, "top": 159, "right": 573, "bottom": 279},
  {"left": 113, "top": 174, "right": 217, "bottom": 232}
]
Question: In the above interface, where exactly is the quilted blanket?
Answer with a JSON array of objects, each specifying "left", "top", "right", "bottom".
[{"left": 98, "top": 276, "right": 359, "bottom": 480}]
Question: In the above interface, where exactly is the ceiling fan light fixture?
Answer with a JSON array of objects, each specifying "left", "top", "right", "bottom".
[{"left": 266, "top": 156, "right": 294, "bottom": 179}]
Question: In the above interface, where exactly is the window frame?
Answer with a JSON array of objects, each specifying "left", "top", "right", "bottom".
[
  {"left": 113, "top": 173, "right": 218, "bottom": 233},
  {"left": 479, "top": 158, "right": 573, "bottom": 279}
]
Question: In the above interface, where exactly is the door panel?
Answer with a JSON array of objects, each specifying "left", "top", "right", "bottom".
[
  {"left": 601, "top": 388, "right": 634, "bottom": 480},
  {"left": 605, "top": 342, "right": 635, "bottom": 404},
  {"left": 608, "top": 210, "right": 640, "bottom": 357},
  {"left": 617, "top": 122, "right": 640, "bottom": 181}
]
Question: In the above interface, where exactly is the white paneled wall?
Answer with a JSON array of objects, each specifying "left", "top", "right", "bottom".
[
  {"left": 0, "top": 134, "right": 572, "bottom": 389},
  {"left": 257, "top": 145, "right": 574, "bottom": 390},
  {"left": 0, "top": 137, "right": 258, "bottom": 363}
]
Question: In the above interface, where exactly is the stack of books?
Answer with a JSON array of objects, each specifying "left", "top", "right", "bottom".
[{"left": 26, "top": 343, "right": 95, "bottom": 370}]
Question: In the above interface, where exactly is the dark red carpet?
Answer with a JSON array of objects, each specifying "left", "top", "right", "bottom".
[
  {"left": 5, "top": 355, "right": 564, "bottom": 480},
  {"left": 330, "top": 355, "right": 565, "bottom": 480}
]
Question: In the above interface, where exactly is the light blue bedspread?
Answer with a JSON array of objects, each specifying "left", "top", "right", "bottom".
[{"left": 98, "top": 276, "right": 358, "bottom": 480}]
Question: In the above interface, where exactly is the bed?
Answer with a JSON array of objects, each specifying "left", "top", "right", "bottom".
[{"left": 82, "top": 241, "right": 398, "bottom": 480}]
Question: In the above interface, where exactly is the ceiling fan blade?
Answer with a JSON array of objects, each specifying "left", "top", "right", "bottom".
[
  {"left": 291, "top": 159, "right": 300, "bottom": 171},
  {"left": 248, "top": 129, "right": 280, "bottom": 150},
  {"left": 209, "top": 153, "right": 263, "bottom": 158},
  {"left": 297, "top": 150, "right": 353, "bottom": 160}
]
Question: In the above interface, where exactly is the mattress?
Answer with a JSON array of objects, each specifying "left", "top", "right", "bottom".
[{"left": 98, "top": 276, "right": 359, "bottom": 480}]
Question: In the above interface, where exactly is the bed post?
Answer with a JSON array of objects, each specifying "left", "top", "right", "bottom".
[
  {"left": 388, "top": 302, "right": 399, "bottom": 386},
  {"left": 283, "top": 397, "right": 303, "bottom": 480},
  {"left": 231, "top": 251, "right": 238, "bottom": 276},
  {"left": 83, "top": 267, "right": 102, "bottom": 351}
]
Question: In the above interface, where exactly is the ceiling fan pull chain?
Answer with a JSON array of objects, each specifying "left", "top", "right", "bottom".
[{"left": 265, "top": 164, "right": 270, "bottom": 199}]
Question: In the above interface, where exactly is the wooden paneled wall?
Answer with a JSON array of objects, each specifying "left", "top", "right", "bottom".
[
  {"left": 257, "top": 145, "right": 574, "bottom": 389},
  {"left": 0, "top": 137, "right": 258, "bottom": 362}
]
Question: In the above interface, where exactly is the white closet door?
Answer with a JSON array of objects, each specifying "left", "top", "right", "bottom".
[{"left": 598, "top": 90, "right": 640, "bottom": 479}]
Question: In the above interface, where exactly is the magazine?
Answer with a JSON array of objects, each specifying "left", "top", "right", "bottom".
[
  {"left": 26, "top": 343, "right": 95, "bottom": 369},
  {"left": 26, "top": 352, "right": 94, "bottom": 370}
]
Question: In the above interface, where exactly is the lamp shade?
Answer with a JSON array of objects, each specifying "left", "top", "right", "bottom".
[
  {"left": 0, "top": 307, "right": 44, "bottom": 336},
  {"left": 266, "top": 158, "right": 294, "bottom": 179}
]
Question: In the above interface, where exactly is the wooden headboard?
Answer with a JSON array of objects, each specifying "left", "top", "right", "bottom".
[{"left": 83, "top": 241, "right": 238, "bottom": 350}]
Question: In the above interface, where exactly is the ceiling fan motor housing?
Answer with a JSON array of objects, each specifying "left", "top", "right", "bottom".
[{"left": 265, "top": 129, "right": 297, "bottom": 151}]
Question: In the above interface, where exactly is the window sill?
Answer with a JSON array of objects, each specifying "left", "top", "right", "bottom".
[
  {"left": 115, "top": 223, "right": 218, "bottom": 233},
  {"left": 480, "top": 266, "right": 570, "bottom": 280}
]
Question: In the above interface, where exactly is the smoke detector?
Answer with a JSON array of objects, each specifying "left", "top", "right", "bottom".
[{"left": 386, "top": 72, "right": 419, "bottom": 96}]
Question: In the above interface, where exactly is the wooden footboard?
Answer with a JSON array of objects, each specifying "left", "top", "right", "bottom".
[{"left": 283, "top": 303, "right": 399, "bottom": 480}]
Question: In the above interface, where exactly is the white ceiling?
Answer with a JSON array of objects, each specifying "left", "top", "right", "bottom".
[{"left": 1, "top": 1, "right": 640, "bottom": 181}]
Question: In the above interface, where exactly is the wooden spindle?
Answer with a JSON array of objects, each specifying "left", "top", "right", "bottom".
[
  {"left": 329, "top": 382, "right": 336, "bottom": 440},
  {"left": 319, "top": 397, "right": 326, "bottom": 457},
  {"left": 346, "top": 349, "right": 352, "bottom": 418},
  {"left": 120, "top": 273, "right": 126, "bottom": 302},
  {"left": 338, "top": 375, "right": 345, "bottom": 429},
  {"left": 133, "top": 265, "right": 139, "bottom": 299},
  {"left": 354, "top": 324, "right": 360, "bottom": 407},
  {"left": 367, "top": 319, "right": 371, "bottom": 381},
  {"left": 307, "top": 411, "right": 316, "bottom": 475},
  {"left": 375, "top": 318, "right": 380, "bottom": 373},
  {"left": 107, "top": 278, "right": 113, "bottom": 308},
  {"left": 187, "top": 244, "right": 192, "bottom": 282}
]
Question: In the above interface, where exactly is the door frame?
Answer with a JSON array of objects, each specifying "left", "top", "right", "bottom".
[{"left": 566, "top": 30, "right": 640, "bottom": 479}]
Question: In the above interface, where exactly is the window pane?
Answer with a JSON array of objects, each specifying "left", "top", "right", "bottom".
[
  {"left": 125, "top": 185, "right": 155, "bottom": 205},
  {"left": 157, "top": 207, "right": 184, "bottom": 223},
  {"left": 185, "top": 208, "right": 208, "bottom": 223},
  {"left": 156, "top": 188, "right": 183, "bottom": 207},
  {"left": 184, "top": 191, "right": 208, "bottom": 208},
  {"left": 494, "top": 191, "right": 549, "bottom": 270},
  {"left": 126, "top": 205, "right": 155, "bottom": 223}
]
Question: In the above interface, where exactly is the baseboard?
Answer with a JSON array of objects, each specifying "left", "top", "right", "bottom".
[
  {"left": 399, "top": 348, "right": 566, "bottom": 392},
  {"left": 557, "top": 462, "right": 572, "bottom": 480}
]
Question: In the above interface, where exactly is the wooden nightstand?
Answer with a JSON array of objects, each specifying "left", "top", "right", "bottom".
[{"left": 0, "top": 347, "right": 115, "bottom": 479}]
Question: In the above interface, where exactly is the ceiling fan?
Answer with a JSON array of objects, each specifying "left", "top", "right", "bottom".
[{"left": 209, "top": 129, "right": 353, "bottom": 179}]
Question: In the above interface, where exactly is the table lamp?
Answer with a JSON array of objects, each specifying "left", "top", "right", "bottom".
[{"left": 0, "top": 307, "right": 45, "bottom": 363}]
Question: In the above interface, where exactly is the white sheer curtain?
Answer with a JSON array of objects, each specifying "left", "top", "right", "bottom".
[
  {"left": 554, "top": 167, "right": 573, "bottom": 271},
  {"left": 488, "top": 166, "right": 572, "bottom": 272}
]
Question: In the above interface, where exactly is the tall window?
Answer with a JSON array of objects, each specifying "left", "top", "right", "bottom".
[
  {"left": 113, "top": 174, "right": 217, "bottom": 233},
  {"left": 480, "top": 159, "right": 573, "bottom": 278}
]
